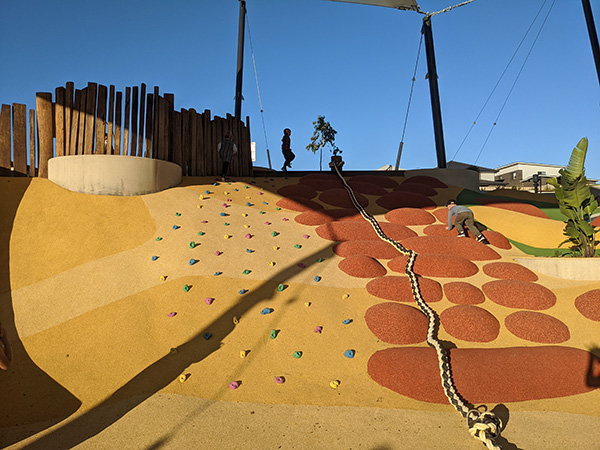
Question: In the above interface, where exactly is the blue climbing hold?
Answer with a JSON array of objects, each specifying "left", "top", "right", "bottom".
[
  {"left": 189, "top": 259, "right": 197, "bottom": 266},
  {"left": 205, "top": 190, "right": 210, "bottom": 194},
  {"left": 214, "top": 271, "right": 222, "bottom": 276},
  {"left": 246, "top": 249, "right": 253, "bottom": 253},
  {"left": 342, "top": 319, "right": 353, "bottom": 325},
  {"left": 173, "top": 225, "right": 180, "bottom": 230},
  {"left": 261, "top": 308, "right": 273, "bottom": 315},
  {"left": 246, "top": 202, "right": 252, "bottom": 206},
  {"left": 239, "top": 289, "right": 247, "bottom": 294},
  {"left": 220, "top": 212, "right": 226, "bottom": 216},
  {"left": 203, "top": 332, "right": 212, "bottom": 340},
  {"left": 344, "top": 349, "right": 355, "bottom": 359},
  {"left": 314, "top": 276, "right": 321, "bottom": 282},
  {"left": 152, "top": 256, "right": 158, "bottom": 261}
]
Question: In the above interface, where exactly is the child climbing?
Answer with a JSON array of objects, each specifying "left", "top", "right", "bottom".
[
  {"left": 281, "top": 128, "right": 295, "bottom": 172},
  {"left": 218, "top": 130, "right": 238, "bottom": 182},
  {"left": 447, "top": 199, "right": 489, "bottom": 244}
]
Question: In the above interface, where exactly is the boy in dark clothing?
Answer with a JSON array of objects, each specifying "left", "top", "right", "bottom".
[
  {"left": 281, "top": 128, "right": 295, "bottom": 171},
  {"left": 447, "top": 199, "right": 489, "bottom": 244},
  {"left": 218, "top": 131, "right": 238, "bottom": 181}
]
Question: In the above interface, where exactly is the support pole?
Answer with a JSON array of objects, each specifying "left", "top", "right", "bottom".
[
  {"left": 395, "top": 141, "right": 404, "bottom": 171},
  {"left": 582, "top": 0, "right": 600, "bottom": 88},
  {"left": 235, "top": 0, "right": 246, "bottom": 119},
  {"left": 422, "top": 15, "right": 447, "bottom": 169}
]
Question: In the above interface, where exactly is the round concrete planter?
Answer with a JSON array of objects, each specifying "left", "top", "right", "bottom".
[
  {"left": 48, "top": 155, "right": 182, "bottom": 196},
  {"left": 514, "top": 257, "right": 600, "bottom": 281}
]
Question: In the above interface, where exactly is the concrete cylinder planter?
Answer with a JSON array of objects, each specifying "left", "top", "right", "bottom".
[
  {"left": 514, "top": 257, "right": 600, "bottom": 281},
  {"left": 48, "top": 155, "right": 182, "bottom": 196}
]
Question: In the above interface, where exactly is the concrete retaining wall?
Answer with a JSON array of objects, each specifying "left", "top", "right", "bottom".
[
  {"left": 515, "top": 257, "right": 600, "bottom": 281},
  {"left": 48, "top": 155, "right": 182, "bottom": 196}
]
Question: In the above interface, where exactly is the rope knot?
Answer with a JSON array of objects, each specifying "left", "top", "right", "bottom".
[{"left": 467, "top": 409, "right": 502, "bottom": 449}]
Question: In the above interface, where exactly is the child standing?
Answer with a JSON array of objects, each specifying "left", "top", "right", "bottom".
[
  {"left": 281, "top": 128, "right": 295, "bottom": 171},
  {"left": 217, "top": 130, "right": 238, "bottom": 181}
]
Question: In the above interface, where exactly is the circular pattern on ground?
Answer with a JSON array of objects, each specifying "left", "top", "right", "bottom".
[
  {"left": 294, "top": 209, "right": 363, "bottom": 226},
  {"left": 333, "top": 241, "right": 402, "bottom": 259},
  {"left": 350, "top": 175, "right": 399, "bottom": 188},
  {"left": 376, "top": 191, "right": 436, "bottom": 210},
  {"left": 403, "top": 176, "right": 447, "bottom": 188},
  {"left": 401, "top": 236, "right": 501, "bottom": 261},
  {"left": 319, "top": 188, "right": 368, "bottom": 209},
  {"left": 338, "top": 255, "right": 387, "bottom": 278},
  {"left": 316, "top": 221, "right": 417, "bottom": 242},
  {"left": 347, "top": 180, "right": 388, "bottom": 196},
  {"left": 575, "top": 289, "right": 600, "bottom": 321},
  {"left": 443, "top": 282, "right": 485, "bottom": 304},
  {"left": 364, "top": 303, "right": 428, "bottom": 344},
  {"left": 299, "top": 178, "right": 344, "bottom": 191},
  {"left": 384, "top": 208, "right": 436, "bottom": 225},
  {"left": 505, "top": 311, "right": 570, "bottom": 343},
  {"left": 276, "top": 196, "right": 323, "bottom": 212},
  {"left": 440, "top": 305, "right": 500, "bottom": 342},
  {"left": 387, "top": 254, "right": 478, "bottom": 278},
  {"left": 393, "top": 183, "right": 437, "bottom": 197},
  {"left": 277, "top": 184, "right": 317, "bottom": 199},
  {"left": 482, "top": 280, "right": 556, "bottom": 310},
  {"left": 366, "top": 276, "right": 443, "bottom": 302},
  {"left": 483, "top": 262, "right": 538, "bottom": 282}
]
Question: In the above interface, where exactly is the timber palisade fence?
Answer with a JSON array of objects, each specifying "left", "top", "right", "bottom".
[{"left": 0, "top": 81, "right": 253, "bottom": 179}]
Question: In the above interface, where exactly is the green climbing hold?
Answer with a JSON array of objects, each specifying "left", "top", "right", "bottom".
[
  {"left": 276, "top": 207, "right": 281, "bottom": 210},
  {"left": 175, "top": 212, "right": 181, "bottom": 216},
  {"left": 277, "top": 283, "right": 285, "bottom": 292},
  {"left": 293, "top": 351, "right": 302, "bottom": 359},
  {"left": 243, "top": 269, "right": 251, "bottom": 275},
  {"left": 156, "top": 237, "right": 163, "bottom": 241},
  {"left": 270, "top": 329, "right": 277, "bottom": 339},
  {"left": 271, "top": 231, "right": 278, "bottom": 237},
  {"left": 189, "top": 242, "right": 196, "bottom": 248},
  {"left": 183, "top": 284, "right": 190, "bottom": 292},
  {"left": 294, "top": 244, "right": 301, "bottom": 249},
  {"left": 317, "top": 258, "right": 324, "bottom": 262},
  {"left": 198, "top": 231, "right": 205, "bottom": 236}
]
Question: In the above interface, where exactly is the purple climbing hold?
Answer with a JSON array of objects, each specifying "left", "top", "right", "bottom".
[{"left": 314, "top": 326, "right": 323, "bottom": 334}]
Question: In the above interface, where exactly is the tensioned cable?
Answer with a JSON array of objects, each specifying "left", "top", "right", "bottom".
[
  {"left": 400, "top": 32, "right": 424, "bottom": 145},
  {"left": 451, "top": 0, "right": 550, "bottom": 162},
  {"left": 474, "top": 0, "right": 556, "bottom": 165},
  {"left": 245, "top": 12, "right": 271, "bottom": 169}
]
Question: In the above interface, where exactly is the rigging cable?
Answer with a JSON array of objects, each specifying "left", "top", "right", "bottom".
[
  {"left": 246, "top": 11, "right": 272, "bottom": 169},
  {"left": 451, "top": 0, "right": 550, "bottom": 162},
  {"left": 474, "top": 0, "right": 556, "bottom": 165},
  {"left": 396, "top": 32, "right": 424, "bottom": 170}
]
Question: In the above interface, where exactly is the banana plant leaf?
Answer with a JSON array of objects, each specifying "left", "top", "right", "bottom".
[{"left": 562, "top": 137, "right": 588, "bottom": 182}]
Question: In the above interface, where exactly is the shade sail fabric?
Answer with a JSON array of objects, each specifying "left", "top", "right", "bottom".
[{"left": 326, "top": 0, "right": 420, "bottom": 11}]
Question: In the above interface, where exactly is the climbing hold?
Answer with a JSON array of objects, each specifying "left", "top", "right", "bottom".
[
  {"left": 228, "top": 381, "right": 240, "bottom": 390},
  {"left": 240, "top": 350, "right": 248, "bottom": 358},
  {"left": 183, "top": 284, "right": 190, "bottom": 292},
  {"left": 342, "top": 319, "right": 353, "bottom": 325},
  {"left": 344, "top": 349, "right": 355, "bottom": 359},
  {"left": 317, "top": 258, "right": 324, "bottom": 263},
  {"left": 264, "top": 221, "right": 271, "bottom": 225},
  {"left": 244, "top": 224, "right": 251, "bottom": 228},
  {"left": 273, "top": 246, "right": 280, "bottom": 251},
  {"left": 239, "top": 289, "right": 247, "bottom": 294},
  {"left": 189, "top": 242, "right": 196, "bottom": 248},
  {"left": 175, "top": 212, "right": 181, "bottom": 216},
  {"left": 224, "top": 222, "right": 230, "bottom": 226},
  {"left": 168, "top": 312, "right": 177, "bottom": 317},
  {"left": 197, "top": 204, "right": 202, "bottom": 208},
  {"left": 235, "top": 188, "right": 239, "bottom": 191},
  {"left": 274, "top": 376, "right": 285, "bottom": 384},
  {"left": 305, "top": 302, "right": 311, "bottom": 307},
  {"left": 243, "top": 269, "right": 251, "bottom": 275},
  {"left": 205, "top": 190, "right": 210, "bottom": 194},
  {"left": 224, "top": 191, "right": 229, "bottom": 195},
  {"left": 189, "top": 259, "right": 197, "bottom": 266},
  {"left": 246, "top": 249, "right": 253, "bottom": 253},
  {"left": 246, "top": 202, "right": 252, "bottom": 206},
  {"left": 170, "top": 347, "right": 178, "bottom": 354},
  {"left": 342, "top": 293, "right": 350, "bottom": 300},
  {"left": 201, "top": 220, "right": 208, "bottom": 223},
  {"left": 204, "top": 297, "right": 214, "bottom": 305},
  {"left": 156, "top": 237, "right": 163, "bottom": 241},
  {"left": 314, "top": 326, "right": 323, "bottom": 333},
  {"left": 277, "top": 283, "right": 285, "bottom": 291},
  {"left": 269, "top": 261, "right": 276, "bottom": 267},
  {"left": 215, "top": 251, "right": 222, "bottom": 256},
  {"left": 173, "top": 225, "right": 180, "bottom": 230},
  {"left": 179, "top": 373, "right": 190, "bottom": 383},
  {"left": 152, "top": 255, "right": 158, "bottom": 261},
  {"left": 233, "top": 316, "right": 239, "bottom": 325},
  {"left": 222, "top": 203, "right": 228, "bottom": 207},
  {"left": 245, "top": 233, "right": 252, "bottom": 239},
  {"left": 242, "top": 213, "right": 248, "bottom": 217},
  {"left": 259, "top": 211, "right": 265, "bottom": 214},
  {"left": 330, "top": 380, "right": 340, "bottom": 389},
  {"left": 276, "top": 207, "right": 281, "bottom": 211},
  {"left": 214, "top": 271, "right": 222, "bottom": 276},
  {"left": 220, "top": 212, "right": 227, "bottom": 217},
  {"left": 198, "top": 231, "right": 205, "bottom": 236},
  {"left": 160, "top": 275, "right": 167, "bottom": 281},
  {"left": 314, "top": 276, "right": 321, "bottom": 282},
  {"left": 293, "top": 351, "right": 302, "bottom": 359},
  {"left": 244, "top": 185, "right": 249, "bottom": 189},
  {"left": 224, "top": 234, "right": 230, "bottom": 239},
  {"left": 258, "top": 191, "right": 264, "bottom": 195},
  {"left": 270, "top": 329, "right": 278, "bottom": 339},
  {"left": 271, "top": 231, "right": 278, "bottom": 237},
  {"left": 261, "top": 308, "right": 273, "bottom": 315},
  {"left": 294, "top": 244, "right": 301, "bottom": 249},
  {"left": 212, "top": 182, "right": 217, "bottom": 186},
  {"left": 297, "top": 263, "right": 305, "bottom": 268},
  {"left": 199, "top": 195, "right": 204, "bottom": 200},
  {"left": 262, "top": 201, "right": 268, "bottom": 205},
  {"left": 282, "top": 218, "right": 289, "bottom": 221},
  {"left": 203, "top": 332, "right": 212, "bottom": 340},
  {"left": 303, "top": 234, "right": 310, "bottom": 239}
]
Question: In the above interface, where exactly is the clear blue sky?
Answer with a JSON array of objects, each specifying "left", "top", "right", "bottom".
[{"left": 1, "top": 0, "right": 599, "bottom": 178}]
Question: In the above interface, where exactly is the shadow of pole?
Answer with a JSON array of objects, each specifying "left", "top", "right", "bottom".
[
  {"left": 20, "top": 243, "right": 336, "bottom": 450},
  {"left": 0, "top": 178, "right": 81, "bottom": 448}
]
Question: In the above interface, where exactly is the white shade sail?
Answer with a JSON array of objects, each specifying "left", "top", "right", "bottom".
[{"left": 326, "top": 0, "right": 420, "bottom": 11}]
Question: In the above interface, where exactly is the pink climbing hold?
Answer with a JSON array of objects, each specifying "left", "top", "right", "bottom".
[
  {"left": 201, "top": 220, "right": 208, "bottom": 223},
  {"left": 229, "top": 381, "right": 240, "bottom": 390},
  {"left": 303, "top": 234, "right": 310, "bottom": 239},
  {"left": 215, "top": 251, "right": 222, "bottom": 256},
  {"left": 204, "top": 297, "right": 214, "bottom": 305},
  {"left": 282, "top": 218, "right": 289, "bottom": 221},
  {"left": 314, "top": 326, "right": 323, "bottom": 334},
  {"left": 167, "top": 312, "right": 177, "bottom": 317},
  {"left": 265, "top": 221, "right": 271, "bottom": 225},
  {"left": 245, "top": 233, "right": 252, "bottom": 239},
  {"left": 274, "top": 376, "right": 285, "bottom": 384}
]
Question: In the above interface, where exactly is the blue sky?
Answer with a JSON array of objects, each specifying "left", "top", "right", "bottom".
[{"left": 1, "top": 0, "right": 599, "bottom": 178}]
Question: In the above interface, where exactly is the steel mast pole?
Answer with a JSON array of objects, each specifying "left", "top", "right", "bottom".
[
  {"left": 582, "top": 0, "right": 600, "bottom": 88},
  {"left": 422, "top": 14, "right": 447, "bottom": 168},
  {"left": 235, "top": 0, "right": 246, "bottom": 119}
]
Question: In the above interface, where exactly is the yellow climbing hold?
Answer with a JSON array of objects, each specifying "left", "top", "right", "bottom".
[
  {"left": 273, "top": 246, "right": 279, "bottom": 251},
  {"left": 179, "top": 373, "right": 191, "bottom": 383},
  {"left": 199, "top": 195, "right": 204, "bottom": 200},
  {"left": 224, "top": 234, "right": 230, "bottom": 239},
  {"left": 305, "top": 302, "right": 311, "bottom": 307},
  {"left": 160, "top": 275, "right": 166, "bottom": 281},
  {"left": 240, "top": 350, "right": 248, "bottom": 358},
  {"left": 244, "top": 224, "right": 250, "bottom": 228},
  {"left": 242, "top": 213, "right": 248, "bottom": 217},
  {"left": 342, "top": 293, "right": 350, "bottom": 300},
  {"left": 330, "top": 380, "right": 340, "bottom": 389},
  {"left": 269, "top": 261, "right": 275, "bottom": 266},
  {"left": 197, "top": 204, "right": 202, "bottom": 208},
  {"left": 233, "top": 316, "right": 239, "bottom": 325}
]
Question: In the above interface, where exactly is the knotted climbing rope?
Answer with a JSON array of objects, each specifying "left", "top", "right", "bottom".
[{"left": 331, "top": 163, "right": 503, "bottom": 449}]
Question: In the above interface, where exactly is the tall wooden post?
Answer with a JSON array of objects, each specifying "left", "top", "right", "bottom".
[
  {"left": 234, "top": 0, "right": 246, "bottom": 119},
  {"left": 422, "top": 15, "right": 447, "bottom": 169}
]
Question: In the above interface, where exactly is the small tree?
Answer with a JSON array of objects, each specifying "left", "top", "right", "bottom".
[
  {"left": 547, "top": 137, "right": 599, "bottom": 257},
  {"left": 306, "top": 115, "right": 341, "bottom": 171}
]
